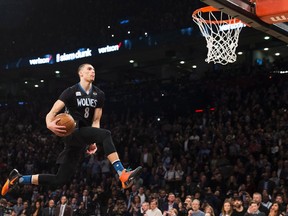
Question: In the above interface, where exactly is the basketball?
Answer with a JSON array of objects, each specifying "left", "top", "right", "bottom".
[{"left": 55, "top": 113, "right": 76, "bottom": 137}]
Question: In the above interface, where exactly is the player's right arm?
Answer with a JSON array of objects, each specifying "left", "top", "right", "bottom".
[{"left": 46, "top": 99, "right": 66, "bottom": 136}]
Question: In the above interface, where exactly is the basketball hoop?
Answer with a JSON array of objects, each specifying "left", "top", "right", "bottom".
[{"left": 192, "top": 6, "right": 245, "bottom": 65}]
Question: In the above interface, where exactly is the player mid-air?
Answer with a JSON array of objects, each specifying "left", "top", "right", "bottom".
[{"left": 1, "top": 63, "right": 142, "bottom": 196}]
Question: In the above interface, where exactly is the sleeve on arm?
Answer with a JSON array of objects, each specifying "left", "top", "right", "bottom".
[
  {"left": 97, "top": 91, "right": 105, "bottom": 108},
  {"left": 59, "top": 87, "right": 73, "bottom": 104}
]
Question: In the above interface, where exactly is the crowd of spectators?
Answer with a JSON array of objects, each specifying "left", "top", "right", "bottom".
[{"left": 1, "top": 64, "right": 288, "bottom": 216}]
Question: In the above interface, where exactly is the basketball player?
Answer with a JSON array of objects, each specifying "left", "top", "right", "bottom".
[{"left": 1, "top": 63, "right": 142, "bottom": 196}]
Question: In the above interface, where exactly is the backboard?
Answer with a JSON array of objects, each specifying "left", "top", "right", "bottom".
[{"left": 201, "top": 0, "right": 288, "bottom": 43}]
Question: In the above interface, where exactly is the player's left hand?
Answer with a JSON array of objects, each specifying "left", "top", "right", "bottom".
[{"left": 86, "top": 143, "right": 97, "bottom": 155}]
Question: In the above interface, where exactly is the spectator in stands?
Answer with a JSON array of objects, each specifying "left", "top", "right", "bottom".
[
  {"left": 138, "top": 201, "right": 149, "bottom": 216},
  {"left": 42, "top": 199, "right": 55, "bottom": 216},
  {"left": 77, "top": 189, "right": 92, "bottom": 212},
  {"left": 30, "top": 200, "right": 42, "bottom": 216},
  {"left": 261, "top": 191, "right": 272, "bottom": 210},
  {"left": 162, "top": 193, "right": 179, "bottom": 213},
  {"left": 267, "top": 202, "right": 284, "bottom": 216},
  {"left": 12, "top": 197, "right": 23, "bottom": 215},
  {"left": 113, "top": 199, "right": 127, "bottom": 215},
  {"left": 140, "top": 147, "right": 153, "bottom": 170},
  {"left": 146, "top": 199, "right": 162, "bottom": 216},
  {"left": 128, "top": 195, "right": 142, "bottom": 216},
  {"left": 55, "top": 196, "right": 72, "bottom": 216},
  {"left": 138, "top": 187, "right": 147, "bottom": 204},
  {"left": 70, "top": 197, "right": 78, "bottom": 215},
  {"left": 245, "top": 201, "right": 266, "bottom": 216},
  {"left": 0, "top": 198, "right": 9, "bottom": 216},
  {"left": 18, "top": 201, "right": 31, "bottom": 216},
  {"left": 163, "top": 208, "right": 178, "bottom": 216},
  {"left": 232, "top": 197, "right": 247, "bottom": 216},
  {"left": 204, "top": 205, "right": 216, "bottom": 216},
  {"left": 158, "top": 189, "right": 167, "bottom": 212},
  {"left": 274, "top": 194, "right": 286, "bottom": 213},
  {"left": 188, "top": 199, "right": 205, "bottom": 216},
  {"left": 220, "top": 199, "right": 233, "bottom": 216},
  {"left": 258, "top": 172, "right": 276, "bottom": 196},
  {"left": 253, "top": 193, "right": 269, "bottom": 216}
]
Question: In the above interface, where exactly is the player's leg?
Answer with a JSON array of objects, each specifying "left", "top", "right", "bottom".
[
  {"left": 78, "top": 127, "right": 142, "bottom": 189},
  {"left": 1, "top": 160, "right": 77, "bottom": 196},
  {"left": 37, "top": 162, "right": 76, "bottom": 185}
]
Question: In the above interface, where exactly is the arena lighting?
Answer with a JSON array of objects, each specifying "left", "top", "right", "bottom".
[
  {"left": 119, "top": 19, "right": 129, "bottom": 25},
  {"left": 195, "top": 108, "right": 215, "bottom": 112},
  {"left": 34, "top": 84, "right": 39, "bottom": 88},
  {"left": 55, "top": 71, "right": 60, "bottom": 74},
  {"left": 24, "top": 81, "right": 28, "bottom": 84},
  {"left": 128, "top": 31, "right": 131, "bottom": 34},
  {"left": 180, "top": 27, "right": 193, "bottom": 36},
  {"left": 271, "top": 70, "right": 288, "bottom": 74},
  {"left": 107, "top": 25, "right": 111, "bottom": 29},
  {"left": 129, "top": 60, "right": 134, "bottom": 63},
  {"left": 237, "top": 51, "right": 243, "bottom": 55},
  {"left": 180, "top": 61, "right": 185, "bottom": 64},
  {"left": 40, "top": 80, "right": 44, "bottom": 83},
  {"left": 195, "top": 109, "right": 204, "bottom": 113},
  {"left": 264, "top": 36, "right": 270, "bottom": 40},
  {"left": 275, "top": 52, "right": 280, "bottom": 56},
  {"left": 264, "top": 47, "right": 269, "bottom": 51},
  {"left": 192, "top": 65, "right": 197, "bottom": 68}
]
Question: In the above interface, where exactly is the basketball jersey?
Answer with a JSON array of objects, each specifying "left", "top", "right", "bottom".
[{"left": 59, "top": 83, "right": 105, "bottom": 127}]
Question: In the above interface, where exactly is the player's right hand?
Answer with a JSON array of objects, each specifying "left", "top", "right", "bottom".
[{"left": 47, "top": 118, "right": 67, "bottom": 136}]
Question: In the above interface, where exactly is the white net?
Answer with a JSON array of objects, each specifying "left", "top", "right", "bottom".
[{"left": 192, "top": 6, "right": 245, "bottom": 65}]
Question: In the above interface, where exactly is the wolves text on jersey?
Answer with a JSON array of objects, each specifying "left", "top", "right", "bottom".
[{"left": 77, "top": 98, "right": 98, "bottom": 107}]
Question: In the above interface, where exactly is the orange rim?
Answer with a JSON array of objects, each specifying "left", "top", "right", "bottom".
[{"left": 192, "top": 6, "right": 243, "bottom": 25}]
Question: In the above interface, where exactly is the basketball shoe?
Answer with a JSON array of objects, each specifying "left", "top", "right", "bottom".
[
  {"left": 1, "top": 169, "right": 22, "bottom": 196},
  {"left": 119, "top": 166, "right": 142, "bottom": 189}
]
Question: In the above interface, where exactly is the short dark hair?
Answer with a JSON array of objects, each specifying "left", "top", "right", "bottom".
[
  {"left": 249, "top": 200, "right": 259, "bottom": 206},
  {"left": 78, "top": 64, "right": 88, "bottom": 73}
]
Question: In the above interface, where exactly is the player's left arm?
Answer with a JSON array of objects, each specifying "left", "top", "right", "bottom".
[
  {"left": 86, "top": 108, "right": 102, "bottom": 155},
  {"left": 91, "top": 107, "right": 103, "bottom": 128}
]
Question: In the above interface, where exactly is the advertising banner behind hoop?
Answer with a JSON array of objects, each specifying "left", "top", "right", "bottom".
[{"left": 256, "top": 0, "right": 288, "bottom": 24}]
